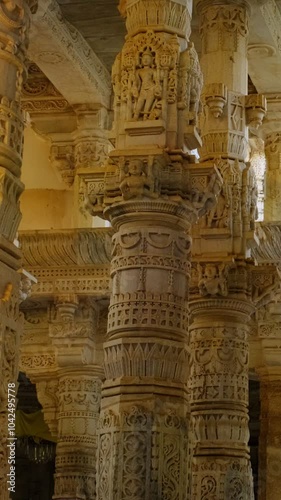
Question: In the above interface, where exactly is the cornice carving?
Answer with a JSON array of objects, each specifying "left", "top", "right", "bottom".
[
  {"left": 19, "top": 229, "right": 112, "bottom": 267},
  {"left": 18, "top": 230, "right": 112, "bottom": 298},
  {"left": 28, "top": 0, "right": 111, "bottom": 106}
]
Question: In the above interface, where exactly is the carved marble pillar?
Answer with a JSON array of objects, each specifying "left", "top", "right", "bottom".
[
  {"left": 187, "top": 1, "right": 266, "bottom": 497},
  {"left": 264, "top": 131, "right": 281, "bottom": 222},
  {"left": 189, "top": 288, "right": 254, "bottom": 498},
  {"left": 89, "top": 1, "right": 222, "bottom": 499},
  {"left": 0, "top": 2, "right": 37, "bottom": 499},
  {"left": 50, "top": 296, "right": 103, "bottom": 500}
]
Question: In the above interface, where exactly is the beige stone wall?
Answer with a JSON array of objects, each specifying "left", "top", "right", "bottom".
[{"left": 20, "top": 127, "right": 73, "bottom": 230}]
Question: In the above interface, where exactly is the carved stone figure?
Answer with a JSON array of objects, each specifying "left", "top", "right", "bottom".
[
  {"left": 132, "top": 49, "right": 162, "bottom": 120},
  {"left": 119, "top": 157, "right": 159, "bottom": 199},
  {"left": 207, "top": 189, "right": 229, "bottom": 228},
  {"left": 198, "top": 263, "right": 229, "bottom": 297}
]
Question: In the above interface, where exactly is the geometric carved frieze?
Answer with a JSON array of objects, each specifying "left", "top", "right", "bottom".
[{"left": 25, "top": 266, "right": 110, "bottom": 298}]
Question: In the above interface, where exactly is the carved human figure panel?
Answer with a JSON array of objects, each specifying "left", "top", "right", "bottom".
[
  {"left": 119, "top": 157, "right": 159, "bottom": 199},
  {"left": 198, "top": 263, "right": 229, "bottom": 297}
]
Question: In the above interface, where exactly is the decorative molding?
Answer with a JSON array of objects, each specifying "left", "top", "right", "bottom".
[
  {"left": 124, "top": 0, "right": 191, "bottom": 38},
  {"left": 21, "top": 63, "right": 72, "bottom": 114},
  {"left": 19, "top": 229, "right": 112, "bottom": 267},
  {"left": 248, "top": 43, "right": 276, "bottom": 58},
  {"left": 28, "top": 0, "right": 111, "bottom": 106}
]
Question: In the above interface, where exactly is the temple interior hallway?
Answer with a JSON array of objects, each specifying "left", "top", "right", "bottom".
[{"left": 0, "top": 1, "right": 281, "bottom": 500}]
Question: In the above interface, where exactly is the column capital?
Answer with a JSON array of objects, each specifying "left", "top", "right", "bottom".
[{"left": 120, "top": 0, "right": 192, "bottom": 38}]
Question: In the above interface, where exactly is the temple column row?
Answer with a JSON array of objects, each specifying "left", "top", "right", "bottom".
[{"left": 2, "top": 1, "right": 275, "bottom": 500}]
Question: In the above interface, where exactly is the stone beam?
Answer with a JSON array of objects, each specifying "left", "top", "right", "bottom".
[
  {"left": 28, "top": 0, "right": 111, "bottom": 108},
  {"left": 18, "top": 229, "right": 112, "bottom": 299}
]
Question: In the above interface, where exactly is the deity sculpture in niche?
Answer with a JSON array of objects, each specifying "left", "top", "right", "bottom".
[
  {"left": 119, "top": 157, "right": 159, "bottom": 199},
  {"left": 132, "top": 49, "right": 162, "bottom": 120}
]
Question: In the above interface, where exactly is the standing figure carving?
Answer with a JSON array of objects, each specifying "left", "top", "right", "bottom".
[{"left": 132, "top": 49, "right": 162, "bottom": 120}]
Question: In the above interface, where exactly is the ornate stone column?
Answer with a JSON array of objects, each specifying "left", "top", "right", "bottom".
[
  {"left": 0, "top": 2, "right": 37, "bottom": 499},
  {"left": 189, "top": 268, "right": 255, "bottom": 499},
  {"left": 264, "top": 130, "right": 281, "bottom": 222},
  {"left": 86, "top": 1, "right": 222, "bottom": 499},
  {"left": 187, "top": 1, "right": 266, "bottom": 497},
  {"left": 49, "top": 296, "right": 104, "bottom": 500}
]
